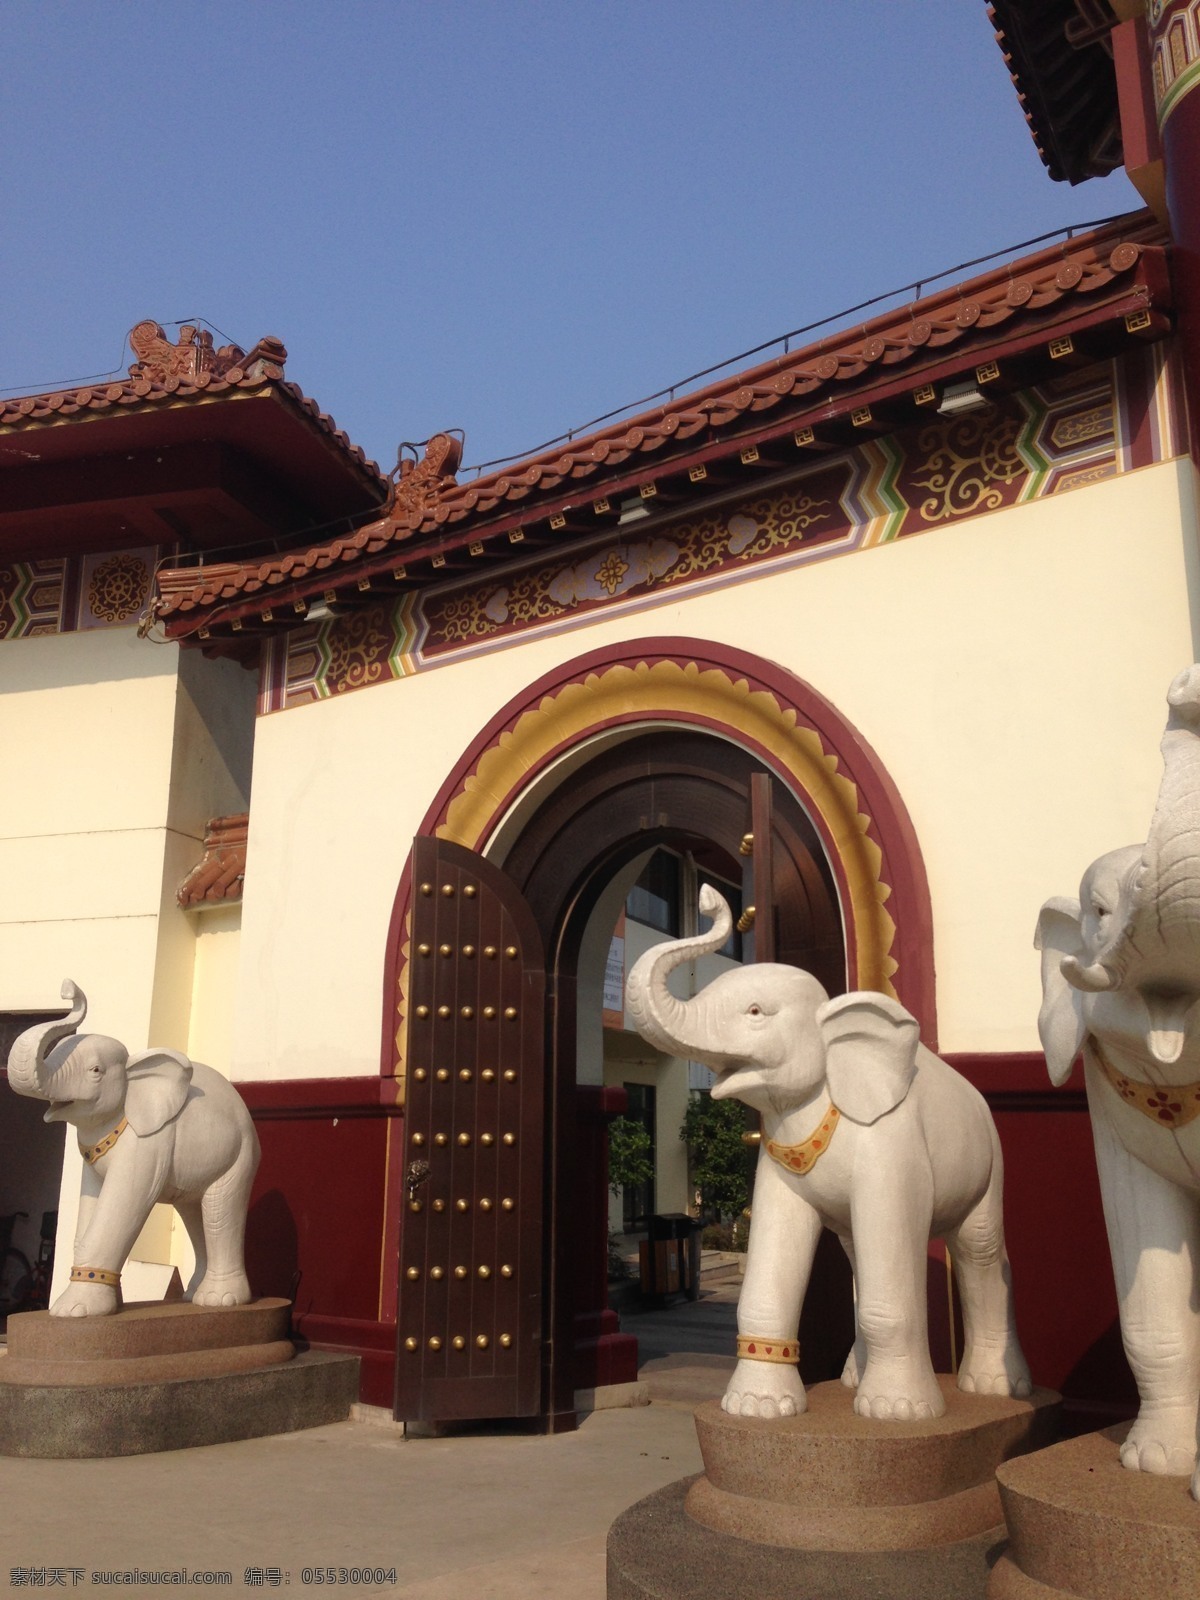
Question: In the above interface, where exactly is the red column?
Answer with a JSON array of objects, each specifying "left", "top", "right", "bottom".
[{"left": 1149, "top": 1, "right": 1200, "bottom": 461}]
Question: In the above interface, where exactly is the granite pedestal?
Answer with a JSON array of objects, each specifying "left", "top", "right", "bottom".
[
  {"left": 608, "top": 1376, "right": 1060, "bottom": 1599},
  {"left": 608, "top": 1475, "right": 1008, "bottom": 1600},
  {"left": 989, "top": 1425, "right": 1200, "bottom": 1599},
  {"left": 0, "top": 1298, "right": 360, "bottom": 1457}
]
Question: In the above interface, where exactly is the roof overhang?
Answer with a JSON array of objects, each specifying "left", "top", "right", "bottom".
[
  {"left": 154, "top": 213, "right": 1171, "bottom": 648},
  {"left": 0, "top": 376, "right": 388, "bottom": 562},
  {"left": 988, "top": 0, "right": 1125, "bottom": 184}
]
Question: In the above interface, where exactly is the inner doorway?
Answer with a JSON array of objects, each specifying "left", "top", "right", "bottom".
[{"left": 395, "top": 726, "right": 853, "bottom": 1426}]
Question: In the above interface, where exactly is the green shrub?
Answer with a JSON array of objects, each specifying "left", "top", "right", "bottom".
[
  {"left": 607, "top": 1116, "right": 655, "bottom": 1197},
  {"left": 680, "top": 1093, "right": 753, "bottom": 1222}
]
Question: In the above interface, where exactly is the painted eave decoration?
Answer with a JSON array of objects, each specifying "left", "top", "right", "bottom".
[
  {"left": 988, "top": 0, "right": 1124, "bottom": 184},
  {"left": 150, "top": 211, "right": 1170, "bottom": 644}
]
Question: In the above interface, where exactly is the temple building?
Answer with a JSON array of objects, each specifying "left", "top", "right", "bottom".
[{"left": 2, "top": 1, "right": 1198, "bottom": 1428}]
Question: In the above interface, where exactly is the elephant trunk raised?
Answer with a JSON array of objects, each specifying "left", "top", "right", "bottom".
[
  {"left": 624, "top": 884, "right": 735, "bottom": 1061},
  {"left": 1063, "top": 666, "right": 1200, "bottom": 1064},
  {"left": 7, "top": 980, "right": 89, "bottom": 1101}
]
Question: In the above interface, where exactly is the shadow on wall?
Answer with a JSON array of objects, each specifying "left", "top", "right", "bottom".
[{"left": 244, "top": 1189, "right": 300, "bottom": 1305}]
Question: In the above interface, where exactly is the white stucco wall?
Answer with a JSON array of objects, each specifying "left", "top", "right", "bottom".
[
  {"left": 0, "top": 631, "right": 255, "bottom": 1040},
  {"left": 231, "top": 458, "right": 1199, "bottom": 1078},
  {"left": 0, "top": 626, "right": 256, "bottom": 1290},
  {"left": 186, "top": 907, "right": 242, "bottom": 1077}
]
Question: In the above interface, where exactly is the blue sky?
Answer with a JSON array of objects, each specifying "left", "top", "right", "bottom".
[{"left": 2, "top": 2, "right": 1139, "bottom": 477}]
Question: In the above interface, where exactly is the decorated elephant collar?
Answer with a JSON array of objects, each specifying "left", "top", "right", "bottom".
[
  {"left": 1091, "top": 1038, "right": 1200, "bottom": 1129},
  {"left": 79, "top": 1117, "right": 128, "bottom": 1165},
  {"left": 765, "top": 1103, "right": 841, "bottom": 1176}
]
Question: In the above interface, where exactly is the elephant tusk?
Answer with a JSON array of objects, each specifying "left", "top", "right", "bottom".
[{"left": 1061, "top": 956, "right": 1118, "bottom": 993}]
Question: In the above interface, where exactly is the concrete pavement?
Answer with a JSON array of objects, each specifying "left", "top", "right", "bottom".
[{"left": 0, "top": 1280, "right": 740, "bottom": 1599}]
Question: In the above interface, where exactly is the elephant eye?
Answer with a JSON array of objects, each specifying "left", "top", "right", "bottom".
[{"left": 747, "top": 1004, "right": 762, "bottom": 1016}]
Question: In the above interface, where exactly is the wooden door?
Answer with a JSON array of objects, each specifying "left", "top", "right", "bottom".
[
  {"left": 394, "top": 837, "right": 546, "bottom": 1422},
  {"left": 739, "top": 772, "right": 777, "bottom": 964}
]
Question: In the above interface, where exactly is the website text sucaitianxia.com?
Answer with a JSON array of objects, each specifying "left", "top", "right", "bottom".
[{"left": 8, "top": 1568, "right": 400, "bottom": 1587}]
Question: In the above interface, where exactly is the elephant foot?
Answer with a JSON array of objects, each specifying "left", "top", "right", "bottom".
[
  {"left": 50, "top": 1281, "right": 118, "bottom": 1317},
  {"left": 190, "top": 1271, "right": 252, "bottom": 1308},
  {"left": 722, "top": 1358, "right": 806, "bottom": 1419},
  {"left": 853, "top": 1360, "right": 945, "bottom": 1421},
  {"left": 840, "top": 1341, "right": 865, "bottom": 1390},
  {"left": 957, "top": 1341, "right": 1032, "bottom": 1398},
  {"left": 1120, "top": 1407, "right": 1198, "bottom": 1476}
]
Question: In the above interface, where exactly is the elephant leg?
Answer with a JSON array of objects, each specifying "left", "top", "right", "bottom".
[
  {"left": 723, "top": 1148, "right": 822, "bottom": 1420},
  {"left": 837, "top": 1234, "right": 866, "bottom": 1390},
  {"left": 50, "top": 1145, "right": 170, "bottom": 1318},
  {"left": 948, "top": 1130, "right": 1031, "bottom": 1398},
  {"left": 191, "top": 1148, "right": 256, "bottom": 1307},
  {"left": 850, "top": 1141, "right": 944, "bottom": 1421},
  {"left": 1092, "top": 1104, "right": 1200, "bottom": 1476},
  {"left": 174, "top": 1199, "right": 208, "bottom": 1299}
]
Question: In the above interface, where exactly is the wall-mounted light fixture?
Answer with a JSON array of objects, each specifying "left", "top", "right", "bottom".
[
  {"left": 617, "top": 496, "right": 651, "bottom": 525},
  {"left": 936, "top": 380, "right": 993, "bottom": 418}
]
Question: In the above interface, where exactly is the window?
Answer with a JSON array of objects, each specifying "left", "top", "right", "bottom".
[{"left": 626, "top": 851, "right": 681, "bottom": 935}]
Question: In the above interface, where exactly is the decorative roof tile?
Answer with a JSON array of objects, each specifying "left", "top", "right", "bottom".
[
  {"left": 177, "top": 814, "right": 248, "bottom": 910},
  {"left": 153, "top": 213, "right": 1167, "bottom": 632}
]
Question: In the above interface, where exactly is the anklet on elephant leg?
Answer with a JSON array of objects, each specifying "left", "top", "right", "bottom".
[
  {"left": 737, "top": 1334, "right": 799, "bottom": 1363},
  {"left": 69, "top": 1266, "right": 121, "bottom": 1288}
]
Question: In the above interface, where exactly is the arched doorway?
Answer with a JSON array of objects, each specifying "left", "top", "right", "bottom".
[{"left": 386, "top": 641, "right": 933, "bottom": 1428}]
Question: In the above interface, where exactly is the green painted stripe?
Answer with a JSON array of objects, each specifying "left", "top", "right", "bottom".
[{"left": 1159, "top": 53, "right": 1200, "bottom": 127}]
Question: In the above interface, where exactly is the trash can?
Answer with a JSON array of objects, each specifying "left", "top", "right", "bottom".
[{"left": 638, "top": 1214, "right": 704, "bottom": 1299}]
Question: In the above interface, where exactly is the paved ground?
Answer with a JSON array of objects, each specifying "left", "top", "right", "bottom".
[{"left": 0, "top": 1275, "right": 740, "bottom": 1599}]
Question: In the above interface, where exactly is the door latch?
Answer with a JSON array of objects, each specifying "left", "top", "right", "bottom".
[{"left": 406, "top": 1159, "right": 431, "bottom": 1199}]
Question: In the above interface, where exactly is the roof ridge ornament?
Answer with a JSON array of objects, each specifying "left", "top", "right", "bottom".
[
  {"left": 127, "top": 321, "right": 288, "bottom": 384},
  {"left": 392, "top": 432, "right": 464, "bottom": 518}
]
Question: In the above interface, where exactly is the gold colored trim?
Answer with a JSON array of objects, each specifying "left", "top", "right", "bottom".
[
  {"left": 70, "top": 1266, "right": 121, "bottom": 1288},
  {"left": 765, "top": 1105, "right": 840, "bottom": 1176},
  {"left": 1091, "top": 1037, "right": 1200, "bottom": 1129},
  {"left": 79, "top": 1118, "right": 127, "bottom": 1165},
  {"left": 736, "top": 1333, "right": 798, "bottom": 1364},
  {"left": 438, "top": 660, "right": 897, "bottom": 993}
]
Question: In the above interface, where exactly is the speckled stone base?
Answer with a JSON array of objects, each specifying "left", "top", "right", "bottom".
[
  {"left": 1, "top": 1298, "right": 295, "bottom": 1385},
  {"left": 608, "top": 1475, "right": 1005, "bottom": 1600},
  {"left": 0, "top": 1349, "right": 360, "bottom": 1458},
  {"left": 988, "top": 1426, "right": 1200, "bottom": 1599},
  {"left": 687, "top": 1376, "right": 1061, "bottom": 1551}
]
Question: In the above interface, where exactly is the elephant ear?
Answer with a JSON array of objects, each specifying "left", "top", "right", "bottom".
[
  {"left": 1033, "top": 897, "right": 1087, "bottom": 1087},
  {"left": 124, "top": 1049, "right": 194, "bottom": 1136},
  {"left": 818, "top": 992, "right": 919, "bottom": 1125}
]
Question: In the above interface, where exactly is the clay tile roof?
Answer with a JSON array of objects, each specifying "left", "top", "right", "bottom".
[
  {"left": 0, "top": 320, "right": 381, "bottom": 484},
  {"left": 177, "top": 814, "right": 248, "bottom": 910},
  {"left": 153, "top": 211, "right": 1168, "bottom": 632}
]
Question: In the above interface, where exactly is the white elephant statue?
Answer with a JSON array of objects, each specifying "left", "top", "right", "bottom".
[
  {"left": 6, "top": 980, "right": 260, "bottom": 1317},
  {"left": 1036, "top": 663, "right": 1200, "bottom": 1501},
  {"left": 626, "top": 890, "right": 1031, "bottom": 1421}
]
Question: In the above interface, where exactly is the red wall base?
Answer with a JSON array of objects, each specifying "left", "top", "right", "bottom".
[
  {"left": 239, "top": 1054, "right": 1136, "bottom": 1430},
  {"left": 293, "top": 1313, "right": 396, "bottom": 1410}
]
